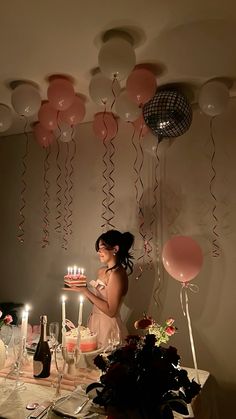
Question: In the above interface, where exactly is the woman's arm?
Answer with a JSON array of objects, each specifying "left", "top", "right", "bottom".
[{"left": 63, "top": 270, "right": 127, "bottom": 318}]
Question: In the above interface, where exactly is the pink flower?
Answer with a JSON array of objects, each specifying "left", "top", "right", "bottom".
[
  {"left": 0, "top": 310, "right": 2, "bottom": 319},
  {"left": 3, "top": 314, "right": 13, "bottom": 325},
  {"left": 166, "top": 318, "right": 175, "bottom": 326},
  {"left": 165, "top": 326, "right": 176, "bottom": 336}
]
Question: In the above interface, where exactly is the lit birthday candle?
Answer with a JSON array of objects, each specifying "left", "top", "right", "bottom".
[
  {"left": 61, "top": 295, "right": 66, "bottom": 346},
  {"left": 21, "top": 304, "right": 30, "bottom": 340},
  {"left": 78, "top": 295, "right": 84, "bottom": 326}
]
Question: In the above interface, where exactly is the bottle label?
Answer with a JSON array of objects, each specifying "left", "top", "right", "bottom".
[{"left": 33, "top": 360, "right": 43, "bottom": 376}]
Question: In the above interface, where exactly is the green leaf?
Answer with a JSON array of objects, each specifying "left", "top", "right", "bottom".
[
  {"left": 86, "top": 382, "right": 104, "bottom": 394},
  {"left": 168, "top": 399, "right": 189, "bottom": 415}
]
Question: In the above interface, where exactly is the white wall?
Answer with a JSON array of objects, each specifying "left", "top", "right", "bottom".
[{"left": 0, "top": 107, "right": 236, "bottom": 417}]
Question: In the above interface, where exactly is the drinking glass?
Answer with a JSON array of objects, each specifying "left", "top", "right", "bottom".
[
  {"left": 108, "top": 327, "right": 121, "bottom": 351},
  {"left": 49, "top": 322, "right": 59, "bottom": 349},
  {"left": 3, "top": 336, "right": 26, "bottom": 391},
  {"left": 0, "top": 325, "right": 14, "bottom": 359}
]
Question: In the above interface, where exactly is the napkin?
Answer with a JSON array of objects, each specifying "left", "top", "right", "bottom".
[{"left": 51, "top": 386, "right": 104, "bottom": 419}]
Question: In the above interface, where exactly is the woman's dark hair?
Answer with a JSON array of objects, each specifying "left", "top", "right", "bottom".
[{"left": 95, "top": 229, "right": 134, "bottom": 275}]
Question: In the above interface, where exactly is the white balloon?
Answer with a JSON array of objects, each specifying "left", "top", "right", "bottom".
[
  {"left": 11, "top": 84, "right": 41, "bottom": 117},
  {"left": 0, "top": 104, "right": 13, "bottom": 132},
  {"left": 98, "top": 38, "right": 136, "bottom": 81},
  {"left": 198, "top": 81, "right": 229, "bottom": 116},
  {"left": 115, "top": 91, "right": 141, "bottom": 122},
  {"left": 57, "top": 122, "right": 73, "bottom": 143},
  {"left": 89, "top": 73, "right": 121, "bottom": 106},
  {"left": 142, "top": 132, "right": 158, "bottom": 155}
]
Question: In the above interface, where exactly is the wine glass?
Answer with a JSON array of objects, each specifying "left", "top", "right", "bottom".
[
  {"left": 49, "top": 322, "right": 59, "bottom": 349},
  {"left": 0, "top": 324, "right": 13, "bottom": 359},
  {"left": 107, "top": 327, "right": 121, "bottom": 352},
  {"left": 4, "top": 336, "right": 26, "bottom": 391}
]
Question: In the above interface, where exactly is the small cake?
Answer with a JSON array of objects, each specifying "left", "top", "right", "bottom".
[
  {"left": 64, "top": 273, "right": 87, "bottom": 288},
  {"left": 65, "top": 326, "right": 97, "bottom": 353}
]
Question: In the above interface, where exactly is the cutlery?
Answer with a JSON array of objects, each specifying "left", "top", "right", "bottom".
[{"left": 74, "top": 398, "right": 89, "bottom": 414}]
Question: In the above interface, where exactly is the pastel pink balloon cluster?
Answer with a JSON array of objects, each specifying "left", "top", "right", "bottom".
[
  {"left": 91, "top": 35, "right": 157, "bottom": 141},
  {"left": 34, "top": 78, "right": 86, "bottom": 148},
  {"left": 162, "top": 236, "right": 203, "bottom": 283}
]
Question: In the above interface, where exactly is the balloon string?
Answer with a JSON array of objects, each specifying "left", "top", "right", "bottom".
[
  {"left": 55, "top": 114, "right": 63, "bottom": 234},
  {"left": 42, "top": 146, "right": 51, "bottom": 248},
  {"left": 67, "top": 130, "right": 76, "bottom": 238},
  {"left": 106, "top": 112, "right": 118, "bottom": 229},
  {"left": 101, "top": 108, "right": 109, "bottom": 231},
  {"left": 181, "top": 287, "right": 200, "bottom": 384},
  {"left": 180, "top": 282, "right": 199, "bottom": 316},
  {"left": 209, "top": 117, "right": 220, "bottom": 257},
  {"left": 62, "top": 142, "right": 70, "bottom": 250},
  {"left": 17, "top": 117, "right": 29, "bottom": 243}
]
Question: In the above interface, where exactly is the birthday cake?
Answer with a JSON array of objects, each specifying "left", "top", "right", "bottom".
[
  {"left": 65, "top": 326, "right": 97, "bottom": 353},
  {"left": 64, "top": 273, "right": 87, "bottom": 288}
]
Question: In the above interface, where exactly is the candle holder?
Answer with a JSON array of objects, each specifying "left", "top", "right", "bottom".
[{"left": 61, "top": 344, "right": 81, "bottom": 376}]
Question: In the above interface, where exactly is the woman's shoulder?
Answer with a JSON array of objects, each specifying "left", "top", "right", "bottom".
[
  {"left": 110, "top": 266, "right": 128, "bottom": 280},
  {"left": 97, "top": 266, "right": 107, "bottom": 277}
]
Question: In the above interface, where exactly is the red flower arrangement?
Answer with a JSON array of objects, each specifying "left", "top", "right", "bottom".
[{"left": 86, "top": 333, "right": 201, "bottom": 419}]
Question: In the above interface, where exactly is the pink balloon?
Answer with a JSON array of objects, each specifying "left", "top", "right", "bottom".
[
  {"left": 38, "top": 102, "right": 58, "bottom": 131},
  {"left": 59, "top": 96, "right": 86, "bottom": 126},
  {"left": 47, "top": 79, "right": 75, "bottom": 111},
  {"left": 133, "top": 114, "right": 149, "bottom": 137},
  {"left": 34, "top": 123, "right": 54, "bottom": 148},
  {"left": 126, "top": 68, "right": 157, "bottom": 105},
  {"left": 162, "top": 236, "right": 203, "bottom": 283},
  {"left": 93, "top": 112, "right": 117, "bottom": 141}
]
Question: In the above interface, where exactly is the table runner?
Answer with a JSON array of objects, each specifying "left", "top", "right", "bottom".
[{"left": 0, "top": 355, "right": 100, "bottom": 392}]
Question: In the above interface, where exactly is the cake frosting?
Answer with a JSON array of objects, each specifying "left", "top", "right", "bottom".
[
  {"left": 64, "top": 274, "right": 87, "bottom": 288},
  {"left": 65, "top": 326, "right": 97, "bottom": 353}
]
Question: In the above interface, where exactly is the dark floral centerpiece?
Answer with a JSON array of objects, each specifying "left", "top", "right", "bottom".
[{"left": 87, "top": 318, "right": 201, "bottom": 419}]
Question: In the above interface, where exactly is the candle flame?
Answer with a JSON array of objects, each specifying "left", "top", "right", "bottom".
[
  {"left": 25, "top": 304, "right": 30, "bottom": 311},
  {"left": 79, "top": 295, "right": 84, "bottom": 303},
  {"left": 61, "top": 295, "right": 66, "bottom": 302}
]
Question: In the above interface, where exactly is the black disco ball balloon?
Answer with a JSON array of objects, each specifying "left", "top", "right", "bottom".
[{"left": 143, "top": 89, "right": 193, "bottom": 141}]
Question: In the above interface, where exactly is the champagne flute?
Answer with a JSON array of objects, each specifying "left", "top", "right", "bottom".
[
  {"left": 106, "top": 327, "right": 121, "bottom": 353},
  {"left": 4, "top": 336, "right": 26, "bottom": 391},
  {"left": 49, "top": 322, "right": 59, "bottom": 349}
]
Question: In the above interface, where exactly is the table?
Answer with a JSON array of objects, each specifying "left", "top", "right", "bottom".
[{"left": 0, "top": 364, "right": 219, "bottom": 419}]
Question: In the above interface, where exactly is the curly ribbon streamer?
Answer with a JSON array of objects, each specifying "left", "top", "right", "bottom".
[
  {"left": 62, "top": 142, "right": 70, "bottom": 250},
  {"left": 136, "top": 127, "right": 149, "bottom": 278},
  {"left": 151, "top": 145, "right": 162, "bottom": 308},
  {"left": 101, "top": 109, "right": 109, "bottom": 231},
  {"left": 67, "top": 131, "right": 76, "bottom": 239},
  {"left": 106, "top": 112, "right": 118, "bottom": 229},
  {"left": 209, "top": 117, "right": 220, "bottom": 257},
  {"left": 65, "top": 319, "right": 76, "bottom": 330},
  {"left": 55, "top": 116, "right": 63, "bottom": 234},
  {"left": 110, "top": 77, "right": 118, "bottom": 112},
  {"left": 42, "top": 146, "right": 51, "bottom": 248},
  {"left": 180, "top": 283, "right": 200, "bottom": 384},
  {"left": 17, "top": 117, "right": 29, "bottom": 243}
]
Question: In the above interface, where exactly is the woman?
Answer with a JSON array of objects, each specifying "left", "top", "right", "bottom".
[{"left": 65, "top": 230, "right": 134, "bottom": 348}]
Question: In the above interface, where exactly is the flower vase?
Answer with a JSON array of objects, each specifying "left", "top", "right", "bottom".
[{"left": 0, "top": 338, "right": 6, "bottom": 369}]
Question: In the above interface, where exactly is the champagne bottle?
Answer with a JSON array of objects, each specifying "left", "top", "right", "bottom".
[{"left": 33, "top": 315, "right": 51, "bottom": 378}]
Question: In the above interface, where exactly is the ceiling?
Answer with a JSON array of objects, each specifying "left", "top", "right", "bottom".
[{"left": 1, "top": 0, "right": 236, "bottom": 136}]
